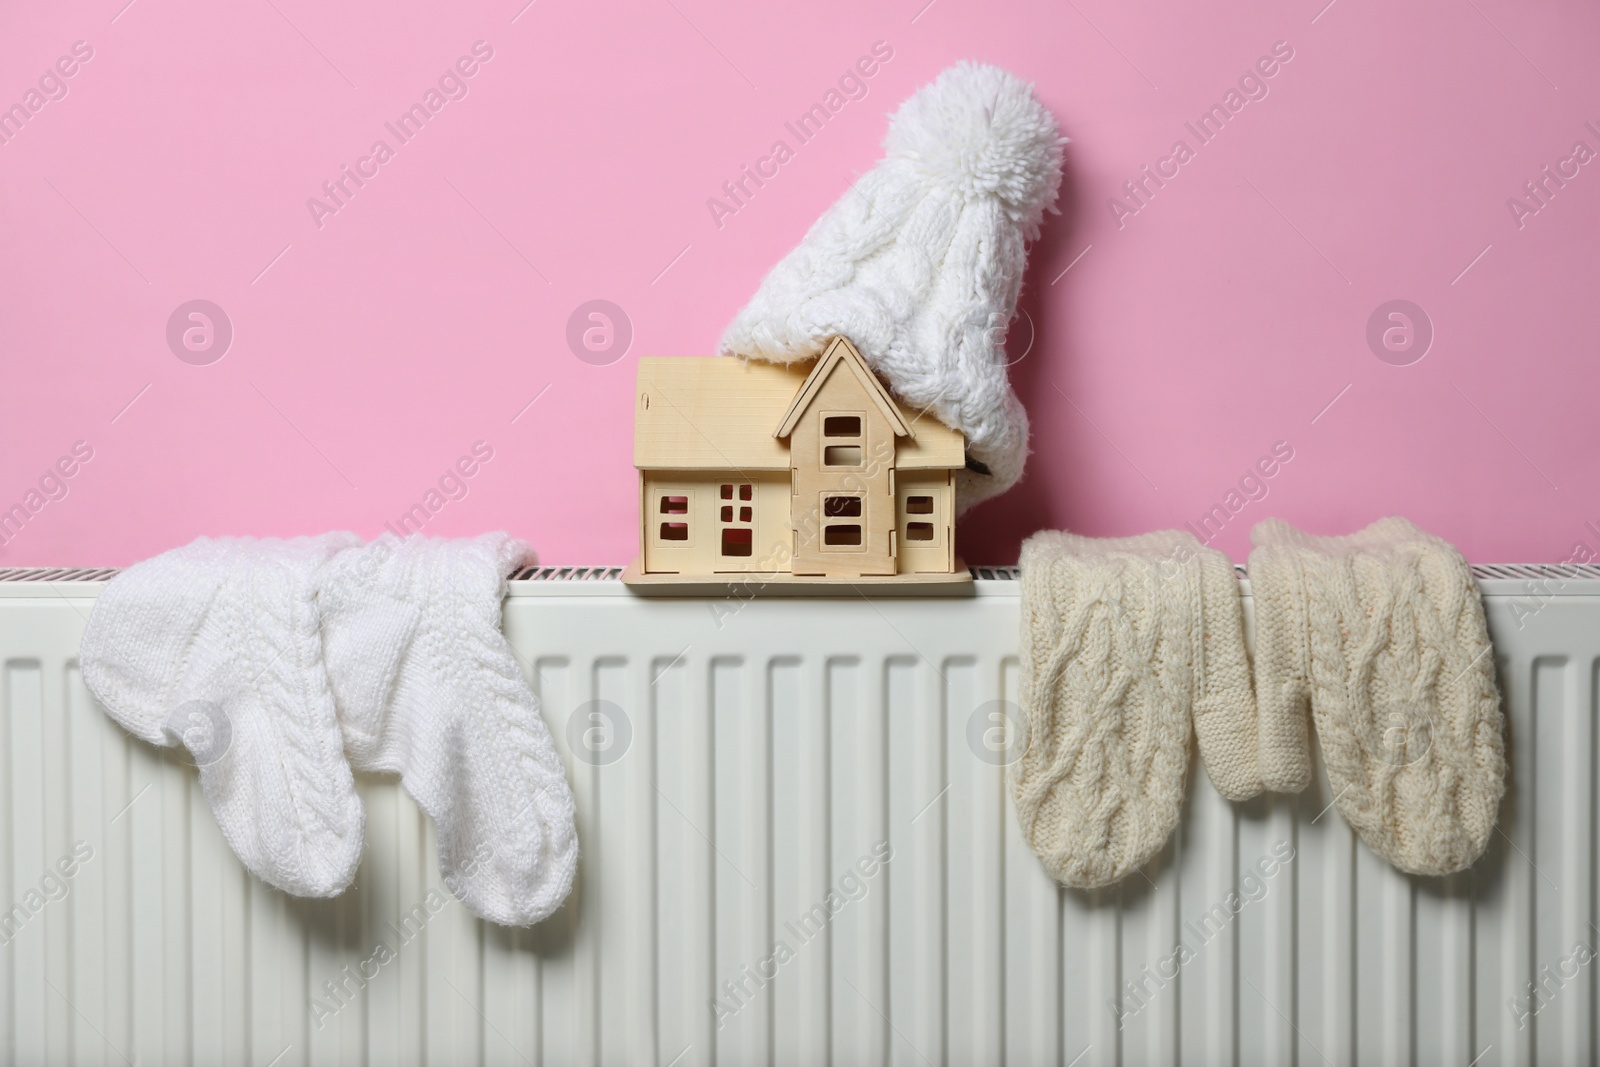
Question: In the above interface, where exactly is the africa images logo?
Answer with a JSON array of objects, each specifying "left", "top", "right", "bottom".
[
  {"left": 705, "top": 41, "right": 895, "bottom": 229},
  {"left": 306, "top": 42, "right": 495, "bottom": 229},
  {"left": 1106, "top": 41, "right": 1295, "bottom": 230}
]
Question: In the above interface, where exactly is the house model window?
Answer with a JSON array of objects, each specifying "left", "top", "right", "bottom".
[
  {"left": 719, "top": 483, "right": 754, "bottom": 557},
  {"left": 632, "top": 336, "right": 965, "bottom": 580},
  {"left": 821, "top": 413, "right": 864, "bottom": 468},
  {"left": 821, "top": 493, "right": 863, "bottom": 552},
  {"left": 904, "top": 494, "right": 935, "bottom": 541},
  {"left": 658, "top": 493, "right": 690, "bottom": 542}
]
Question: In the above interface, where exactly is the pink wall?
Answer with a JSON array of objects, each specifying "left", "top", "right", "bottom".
[{"left": 3, "top": 0, "right": 1597, "bottom": 568}]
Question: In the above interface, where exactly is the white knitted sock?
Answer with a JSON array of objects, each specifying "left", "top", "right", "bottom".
[
  {"left": 319, "top": 534, "right": 578, "bottom": 925},
  {"left": 81, "top": 535, "right": 366, "bottom": 898},
  {"left": 1014, "top": 530, "right": 1258, "bottom": 888},
  {"left": 1248, "top": 518, "right": 1506, "bottom": 875}
]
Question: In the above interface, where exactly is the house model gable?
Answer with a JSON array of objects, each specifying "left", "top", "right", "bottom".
[{"left": 773, "top": 335, "right": 912, "bottom": 441}]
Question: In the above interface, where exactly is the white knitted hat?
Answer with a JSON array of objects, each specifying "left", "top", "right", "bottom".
[{"left": 719, "top": 61, "right": 1065, "bottom": 512}]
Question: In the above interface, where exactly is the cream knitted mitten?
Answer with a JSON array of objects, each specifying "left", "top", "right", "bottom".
[
  {"left": 1014, "top": 530, "right": 1259, "bottom": 888},
  {"left": 81, "top": 535, "right": 366, "bottom": 898},
  {"left": 1248, "top": 518, "right": 1506, "bottom": 875},
  {"left": 318, "top": 534, "right": 579, "bottom": 926}
]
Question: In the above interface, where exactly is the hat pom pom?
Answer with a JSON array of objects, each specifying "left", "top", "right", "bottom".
[{"left": 883, "top": 61, "right": 1065, "bottom": 239}]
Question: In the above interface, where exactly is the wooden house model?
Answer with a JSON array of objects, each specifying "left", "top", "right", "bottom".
[{"left": 627, "top": 336, "right": 969, "bottom": 585}]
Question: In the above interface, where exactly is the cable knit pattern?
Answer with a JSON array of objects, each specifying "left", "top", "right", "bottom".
[
  {"left": 320, "top": 534, "right": 579, "bottom": 926},
  {"left": 81, "top": 535, "right": 365, "bottom": 898},
  {"left": 1248, "top": 517, "right": 1506, "bottom": 875},
  {"left": 1014, "top": 530, "right": 1258, "bottom": 888},
  {"left": 81, "top": 533, "right": 580, "bottom": 924},
  {"left": 719, "top": 61, "right": 1065, "bottom": 513}
]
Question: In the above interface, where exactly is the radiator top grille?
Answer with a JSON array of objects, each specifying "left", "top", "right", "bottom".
[
  {"left": 0, "top": 566, "right": 121, "bottom": 583},
  {"left": 1471, "top": 562, "right": 1600, "bottom": 580},
  {"left": 510, "top": 565, "right": 626, "bottom": 581},
  {"left": 3, "top": 562, "right": 1597, "bottom": 594}
]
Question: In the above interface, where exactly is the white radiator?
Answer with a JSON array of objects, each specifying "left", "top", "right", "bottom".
[{"left": 0, "top": 563, "right": 1595, "bottom": 1067}]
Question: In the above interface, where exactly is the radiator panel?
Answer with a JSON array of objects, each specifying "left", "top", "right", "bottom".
[{"left": 0, "top": 571, "right": 1594, "bottom": 1066}]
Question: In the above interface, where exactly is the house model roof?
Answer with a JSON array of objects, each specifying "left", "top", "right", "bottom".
[{"left": 634, "top": 351, "right": 964, "bottom": 472}]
